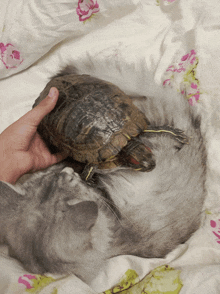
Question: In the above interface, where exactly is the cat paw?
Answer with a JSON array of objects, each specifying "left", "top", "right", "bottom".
[
  {"left": 59, "top": 167, "right": 81, "bottom": 186},
  {"left": 61, "top": 167, "right": 80, "bottom": 178}
]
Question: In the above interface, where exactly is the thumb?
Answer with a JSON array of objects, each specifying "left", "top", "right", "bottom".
[{"left": 21, "top": 87, "right": 59, "bottom": 127}]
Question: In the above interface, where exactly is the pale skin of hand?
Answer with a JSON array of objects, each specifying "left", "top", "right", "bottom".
[{"left": 0, "top": 87, "right": 66, "bottom": 184}]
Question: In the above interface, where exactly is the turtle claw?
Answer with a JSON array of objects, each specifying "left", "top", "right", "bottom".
[
  {"left": 164, "top": 126, "right": 189, "bottom": 144},
  {"left": 143, "top": 126, "right": 189, "bottom": 144}
]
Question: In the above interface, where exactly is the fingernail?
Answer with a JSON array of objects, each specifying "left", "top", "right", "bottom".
[{"left": 48, "top": 87, "right": 57, "bottom": 99}]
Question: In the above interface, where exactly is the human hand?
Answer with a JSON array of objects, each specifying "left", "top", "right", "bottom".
[{"left": 0, "top": 87, "right": 66, "bottom": 184}]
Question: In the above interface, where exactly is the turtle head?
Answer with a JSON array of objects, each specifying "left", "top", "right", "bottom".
[{"left": 119, "top": 139, "right": 156, "bottom": 172}]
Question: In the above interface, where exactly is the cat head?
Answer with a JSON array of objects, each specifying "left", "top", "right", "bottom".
[{"left": 0, "top": 166, "right": 116, "bottom": 282}]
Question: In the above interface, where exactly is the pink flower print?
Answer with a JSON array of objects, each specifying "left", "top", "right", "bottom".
[
  {"left": 166, "top": 63, "right": 186, "bottom": 73},
  {"left": 162, "top": 49, "right": 201, "bottom": 105},
  {"left": 18, "top": 274, "right": 37, "bottom": 289},
  {"left": 188, "top": 91, "right": 200, "bottom": 106},
  {"left": 191, "top": 83, "right": 198, "bottom": 89},
  {"left": 163, "top": 79, "right": 171, "bottom": 86},
  {"left": 181, "top": 49, "right": 196, "bottom": 65},
  {"left": 210, "top": 219, "right": 220, "bottom": 244},
  {"left": 181, "top": 54, "right": 189, "bottom": 62},
  {"left": 18, "top": 274, "right": 56, "bottom": 292},
  {"left": 162, "top": 0, "right": 177, "bottom": 4},
  {"left": 76, "top": 0, "right": 100, "bottom": 22},
  {"left": 0, "top": 43, "right": 23, "bottom": 69},
  {"left": 210, "top": 220, "right": 217, "bottom": 228}
]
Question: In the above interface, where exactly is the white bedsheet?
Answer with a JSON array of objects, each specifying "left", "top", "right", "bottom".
[{"left": 1, "top": 0, "right": 220, "bottom": 293}]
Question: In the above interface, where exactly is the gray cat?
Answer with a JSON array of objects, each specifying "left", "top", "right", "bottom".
[{"left": 0, "top": 85, "right": 206, "bottom": 284}]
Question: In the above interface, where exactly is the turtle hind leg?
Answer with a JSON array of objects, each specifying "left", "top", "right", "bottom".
[{"left": 143, "top": 125, "right": 189, "bottom": 144}]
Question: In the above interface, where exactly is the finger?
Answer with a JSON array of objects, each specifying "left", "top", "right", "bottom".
[
  {"left": 50, "top": 152, "right": 68, "bottom": 165},
  {"left": 20, "top": 87, "right": 59, "bottom": 127},
  {"left": 34, "top": 133, "right": 68, "bottom": 164},
  {"left": 31, "top": 133, "right": 68, "bottom": 169}
]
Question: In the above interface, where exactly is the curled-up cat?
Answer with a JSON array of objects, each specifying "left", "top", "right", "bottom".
[{"left": 0, "top": 85, "right": 206, "bottom": 284}]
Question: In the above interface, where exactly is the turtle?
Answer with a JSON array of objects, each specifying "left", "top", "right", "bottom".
[{"left": 33, "top": 70, "right": 187, "bottom": 180}]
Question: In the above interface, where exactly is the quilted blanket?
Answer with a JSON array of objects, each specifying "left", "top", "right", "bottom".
[{"left": 1, "top": 0, "right": 220, "bottom": 293}]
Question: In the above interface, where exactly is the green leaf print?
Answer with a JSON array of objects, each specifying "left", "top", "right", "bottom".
[
  {"left": 102, "top": 265, "right": 183, "bottom": 294},
  {"left": 26, "top": 275, "right": 56, "bottom": 294}
]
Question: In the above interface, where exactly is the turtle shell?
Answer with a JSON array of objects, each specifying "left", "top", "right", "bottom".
[{"left": 34, "top": 74, "right": 150, "bottom": 164}]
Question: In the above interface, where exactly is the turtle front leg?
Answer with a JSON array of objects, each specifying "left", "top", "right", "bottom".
[
  {"left": 143, "top": 126, "right": 189, "bottom": 144},
  {"left": 81, "top": 164, "right": 97, "bottom": 181}
]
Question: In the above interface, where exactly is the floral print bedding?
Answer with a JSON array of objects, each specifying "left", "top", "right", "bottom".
[{"left": 1, "top": 0, "right": 220, "bottom": 293}]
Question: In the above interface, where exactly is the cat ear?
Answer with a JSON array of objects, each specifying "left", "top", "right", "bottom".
[{"left": 66, "top": 201, "right": 98, "bottom": 231}]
